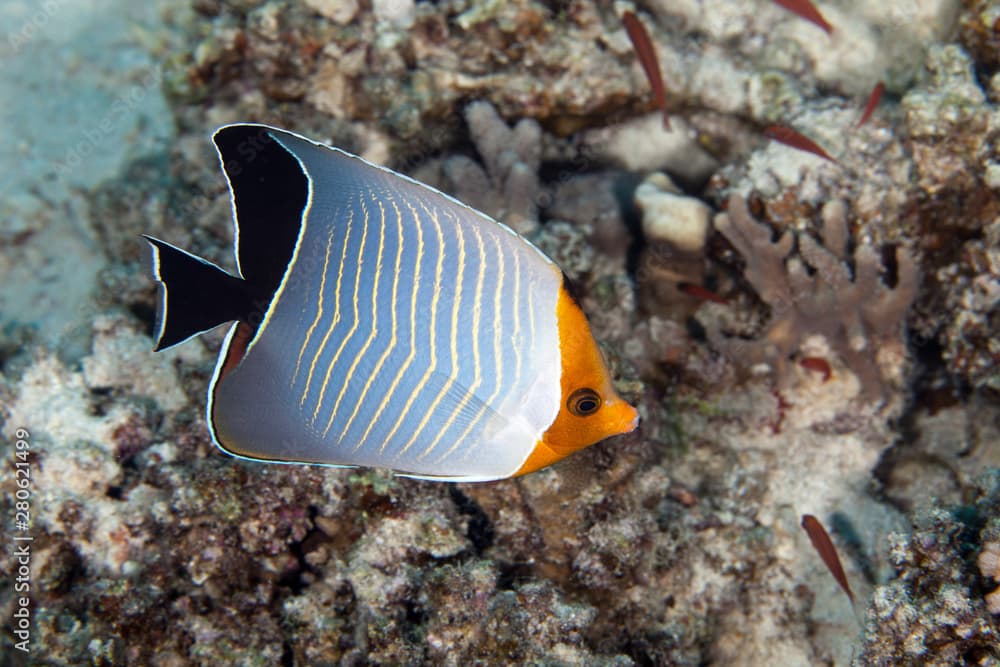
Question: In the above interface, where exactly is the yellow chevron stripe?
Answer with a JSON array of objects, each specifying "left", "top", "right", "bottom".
[
  {"left": 397, "top": 206, "right": 466, "bottom": 457},
  {"left": 381, "top": 199, "right": 446, "bottom": 454},
  {"left": 311, "top": 196, "right": 370, "bottom": 424},
  {"left": 323, "top": 192, "right": 386, "bottom": 437},
  {"left": 526, "top": 266, "right": 537, "bottom": 357},
  {"left": 433, "top": 229, "right": 503, "bottom": 463},
  {"left": 301, "top": 209, "right": 353, "bottom": 407},
  {"left": 338, "top": 196, "right": 404, "bottom": 441},
  {"left": 291, "top": 224, "right": 337, "bottom": 389},
  {"left": 365, "top": 199, "right": 424, "bottom": 451},
  {"left": 510, "top": 241, "right": 522, "bottom": 402},
  {"left": 419, "top": 216, "right": 487, "bottom": 458}
]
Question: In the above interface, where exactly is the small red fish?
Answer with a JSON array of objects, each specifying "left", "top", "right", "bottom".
[
  {"left": 799, "top": 356, "right": 832, "bottom": 382},
  {"left": 678, "top": 282, "right": 727, "bottom": 304},
  {"left": 622, "top": 11, "right": 671, "bottom": 130},
  {"left": 801, "top": 514, "right": 854, "bottom": 603},
  {"left": 764, "top": 125, "right": 838, "bottom": 164},
  {"left": 855, "top": 81, "right": 885, "bottom": 128},
  {"left": 770, "top": 389, "right": 790, "bottom": 434},
  {"left": 771, "top": 0, "right": 833, "bottom": 35},
  {"left": 668, "top": 485, "right": 698, "bottom": 508}
]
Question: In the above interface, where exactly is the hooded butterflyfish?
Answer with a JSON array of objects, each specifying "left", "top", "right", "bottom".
[{"left": 145, "top": 124, "right": 639, "bottom": 481}]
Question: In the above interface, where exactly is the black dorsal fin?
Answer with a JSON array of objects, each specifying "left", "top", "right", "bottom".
[
  {"left": 144, "top": 236, "right": 254, "bottom": 351},
  {"left": 212, "top": 124, "right": 308, "bottom": 297}
]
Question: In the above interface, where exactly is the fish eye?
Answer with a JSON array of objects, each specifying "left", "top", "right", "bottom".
[{"left": 568, "top": 388, "right": 602, "bottom": 417}]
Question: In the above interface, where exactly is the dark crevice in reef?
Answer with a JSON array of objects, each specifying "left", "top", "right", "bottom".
[
  {"left": 613, "top": 171, "right": 647, "bottom": 279},
  {"left": 279, "top": 506, "right": 322, "bottom": 595},
  {"left": 280, "top": 641, "right": 294, "bottom": 667},
  {"left": 496, "top": 561, "right": 534, "bottom": 591},
  {"left": 449, "top": 486, "right": 495, "bottom": 554}
]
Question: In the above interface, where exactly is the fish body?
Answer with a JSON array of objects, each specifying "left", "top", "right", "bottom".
[{"left": 146, "top": 124, "right": 638, "bottom": 481}]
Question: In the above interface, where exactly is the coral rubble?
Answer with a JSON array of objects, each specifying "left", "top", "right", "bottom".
[{"left": 856, "top": 472, "right": 1000, "bottom": 665}]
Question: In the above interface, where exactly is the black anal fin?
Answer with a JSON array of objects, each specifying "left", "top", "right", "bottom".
[{"left": 144, "top": 235, "right": 253, "bottom": 351}]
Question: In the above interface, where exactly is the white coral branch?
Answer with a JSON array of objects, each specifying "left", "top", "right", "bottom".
[{"left": 463, "top": 101, "right": 543, "bottom": 234}]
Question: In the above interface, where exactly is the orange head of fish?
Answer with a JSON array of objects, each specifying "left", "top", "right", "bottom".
[{"left": 515, "top": 282, "right": 639, "bottom": 476}]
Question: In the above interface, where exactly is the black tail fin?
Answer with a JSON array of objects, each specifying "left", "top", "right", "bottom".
[{"left": 143, "top": 236, "right": 253, "bottom": 351}]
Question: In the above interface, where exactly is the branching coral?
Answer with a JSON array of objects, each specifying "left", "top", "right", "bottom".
[
  {"left": 709, "top": 195, "right": 920, "bottom": 400},
  {"left": 437, "top": 101, "right": 543, "bottom": 236}
]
